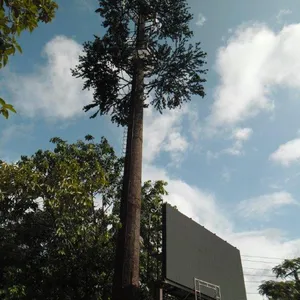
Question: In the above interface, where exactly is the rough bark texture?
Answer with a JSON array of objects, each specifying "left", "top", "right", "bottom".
[{"left": 112, "top": 13, "right": 145, "bottom": 300}]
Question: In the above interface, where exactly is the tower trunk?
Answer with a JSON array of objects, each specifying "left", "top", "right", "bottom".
[{"left": 112, "top": 11, "right": 146, "bottom": 300}]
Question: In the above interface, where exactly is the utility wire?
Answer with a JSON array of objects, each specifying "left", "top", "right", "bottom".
[
  {"left": 244, "top": 274, "right": 276, "bottom": 278},
  {"left": 245, "top": 280, "right": 280, "bottom": 283},
  {"left": 242, "top": 259, "right": 280, "bottom": 264},
  {"left": 242, "top": 254, "right": 296, "bottom": 260},
  {"left": 243, "top": 267, "right": 273, "bottom": 271}
]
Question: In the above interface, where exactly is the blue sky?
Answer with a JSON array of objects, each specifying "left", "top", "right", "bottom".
[{"left": 2, "top": 0, "right": 300, "bottom": 298}]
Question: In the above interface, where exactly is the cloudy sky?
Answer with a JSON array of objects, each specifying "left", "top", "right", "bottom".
[{"left": 1, "top": 0, "right": 300, "bottom": 298}]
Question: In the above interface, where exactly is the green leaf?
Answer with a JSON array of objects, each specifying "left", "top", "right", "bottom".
[
  {"left": 1, "top": 108, "right": 9, "bottom": 119},
  {"left": 58, "top": 249, "right": 66, "bottom": 255},
  {"left": 4, "top": 104, "right": 16, "bottom": 113},
  {"left": 3, "top": 54, "right": 8, "bottom": 66},
  {"left": 5, "top": 46, "right": 15, "bottom": 56},
  {"left": 16, "top": 25, "right": 22, "bottom": 36},
  {"left": 0, "top": 98, "right": 16, "bottom": 116},
  {"left": 16, "top": 43, "right": 22, "bottom": 53}
]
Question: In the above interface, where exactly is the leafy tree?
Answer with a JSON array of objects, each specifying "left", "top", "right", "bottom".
[
  {"left": 0, "top": 135, "right": 122, "bottom": 299},
  {"left": 0, "top": 136, "right": 170, "bottom": 299},
  {"left": 0, "top": 0, "right": 58, "bottom": 119},
  {"left": 259, "top": 258, "right": 300, "bottom": 299},
  {"left": 72, "top": 0, "right": 207, "bottom": 298}
]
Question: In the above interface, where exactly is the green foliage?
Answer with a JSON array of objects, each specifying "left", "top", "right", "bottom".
[
  {"left": 0, "top": 97, "right": 16, "bottom": 119},
  {"left": 139, "top": 180, "right": 167, "bottom": 299},
  {"left": 0, "top": 136, "right": 172, "bottom": 299},
  {"left": 0, "top": 136, "right": 122, "bottom": 299},
  {"left": 0, "top": 0, "right": 58, "bottom": 118},
  {"left": 258, "top": 258, "right": 300, "bottom": 299},
  {"left": 72, "top": 0, "right": 207, "bottom": 126},
  {"left": 0, "top": 0, "right": 58, "bottom": 66}
]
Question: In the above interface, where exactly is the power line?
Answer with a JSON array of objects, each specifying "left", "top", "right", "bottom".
[
  {"left": 243, "top": 267, "right": 272, "bottom": 271},
  {"left": 245, "top": 280, "right": 271, "bottom": 283},
  {"left": 244, "top": 274, "right": 275, "bottom": 278},
  {"left": 242, "top": 259, "right": 279, "bottom": 264},
  {"left": 245, "top": 280, "right": 283, "bottom": 284},
  {"left": 242, "top": 255, "right": 286, "bottom": 260}
]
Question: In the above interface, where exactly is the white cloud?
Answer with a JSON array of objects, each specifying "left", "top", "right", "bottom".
[
  {"left": 143, "top": 107, "right": 189, "bottom": 164},
  {"left": 223, "top": 143, "right": 244, "bottom": 156},
  {"left": 5, "top": 36, "right": 92, "bottom": 120},
  {"left": 204, "top": 127, "right": 253, "bottom": 158},
  {"left": 270, "top": 138, "right": 300, "bottom": 166},
  {"left": 237, "top": 191, "right": 298, "bottom": 219},
  {"left": 208, "top": 23, "right": 300, "bottom": 129},
  {"left": 232, "top": 127, "right": 253, "bottom": 141},
  {"left": 276, "top": 9, "right": 292, "bottom": 24},
  {"left": 163, "top": 131, "right": 189, "bottom": 166},
  {"left": 163, "top": 132, "right": 188, "bottom": 153},
  {"left": 196, "top": 13, "right": 206, "bottom": 27},
  {"left": 224, "top": 127, "right": 253, "bottom": 156}
]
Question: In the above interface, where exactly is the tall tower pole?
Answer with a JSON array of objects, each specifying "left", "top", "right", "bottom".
[{"left": 112, "top": 6, "right": 146, "bottom": 300}]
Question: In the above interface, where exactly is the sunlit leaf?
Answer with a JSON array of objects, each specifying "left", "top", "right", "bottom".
[{"left": 5, "top": 104, "right": 16, "bottom": 113}]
